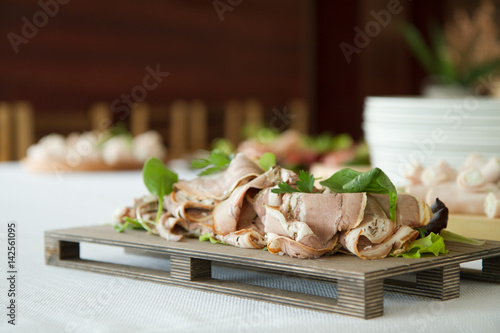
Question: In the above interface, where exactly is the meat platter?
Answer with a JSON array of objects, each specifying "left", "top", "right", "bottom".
[{"left": 45, "top": 225, "right": 500, "bottom": 319}]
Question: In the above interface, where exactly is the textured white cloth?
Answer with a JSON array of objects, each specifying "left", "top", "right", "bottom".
[{"left": 0, "top": 161, "right": 499, "bottom": 333}]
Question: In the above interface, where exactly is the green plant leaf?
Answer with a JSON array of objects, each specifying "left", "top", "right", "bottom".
[
  {"left": 463, "top": 58, "right": 500, "bottom": 86},
  {"left": 143, "top": 157, "right": 178, "bottom": 221},
  {"left": 191, "top": 150, "right": 232, "bottom": 176},
  {"left": 199, "top": 232, "right": 226, "bottom": 244},
  {"left": 440, "top": 229, "right": 486, "bottom": 245},
  {"left": 296, "top": 170, "right": 316, "bottom": 193},
  {"left": 259, "top": 152, "right": 276, "bottom": 171},
  {"left": 271, "top": 170, "right": 316, "bottom": 194},
  {"left": 392, "top": 232, "right": 448, "bottom": 258},
  {"left": 143, "top": 157, "right": 178, "bottom": 198},
  {"left": 320, "top": 168, "right": 397, "bottom": 221},
  {"left": 428, "top": 19, "right": 457, "bottom": 82},
  {"left": 400, "top": 21, "right": 437, "bottom": 76},
  {"left": 271, "top": 182, "right": 300, "bottom": 194}
]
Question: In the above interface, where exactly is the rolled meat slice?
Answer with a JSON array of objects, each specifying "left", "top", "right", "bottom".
[
  {"left": 485, "top": 192, "right": 500, "bottom": 218},
  {"left": 266, "top": 233, "right": 339, "bottom": 259},
  {"left": 156, "top": 215, "right": 188, "bottom": 241},
  {"left": 421, "top": 160, "right": 457, "bottom": 187},
  {"left": 481, "top": 157, "right": 500, "bottom": 184},
  {"left": 369, "top": 193, "right": 432, "bottom": 228},
  {"left": 215, "top": 229, "right": 266, "bottom": 249},
  {"left": 461, "top": 152, "right": 486, "bottom": 171},
  {"left": 340, "top": 225, "right": 419, "bottom": 260},
  {"left": 156, "top": 214, "right": 213, "bottom": 241},
  {"left": 426, "top": 182, "right": 489, "bottom": 215},
  {"left": 402, "top": 161, "right": 424, "bottom": 185},
  {"left": 164, "top": 190, "right": 214, "bottom": 223},
  {"left": 456, "top": 167, "right": 487, "bottom": 192}
]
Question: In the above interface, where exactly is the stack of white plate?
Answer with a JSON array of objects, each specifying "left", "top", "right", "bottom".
[{"left": 362, "top": 96, "right": 500, "bottom": 186}]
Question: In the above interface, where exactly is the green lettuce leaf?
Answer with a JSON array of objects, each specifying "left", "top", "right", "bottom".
[
  {"left": 199, "top": 232, "right": 226, "bottom": 244},
  {"left": 440, "top": 229, "right": 486, "bottom": 246},
  {"left": 392, "top": 232, "right": 448, "bottom": 258}
]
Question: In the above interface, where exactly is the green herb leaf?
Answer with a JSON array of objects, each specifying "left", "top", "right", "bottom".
[
  {"left": 271, "top": 182, "right": 300, "bottom": 194},
  {"left": 392, "top": 232, "right": 448, "bottom": 258},
  {"left": 143, "top": 157, "right": 178, "bottom": 221},
  {"left": 320, "top": 168, "right": 398, "bottom": 221},
  {"left": 199, "top": 232, "right": 226, "bottom": 244},
  {"left": 296, "top": 170, "right": 316, "bottom": 193},
  {"left": 259, "top": 152, "right": 276, "bottom": 171},
  {"left": 271, "top": 170, "right": 316, "bottom": 194},
  {"left": 115, "top": 217, "right": 147, "bottom": 233},
  {"left": 191, "top": 151, "right": 232, "bottom": 176},
  {"left": 440, "top": 229, "right": 486, "bottom": 246}
]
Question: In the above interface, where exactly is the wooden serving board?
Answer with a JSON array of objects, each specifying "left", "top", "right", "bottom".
[
  {"left": 44, "top": 225, "right": 500, "bottom": 319},
  {"left": 447, "top": 214, "right": 500, "bottom": 241}
]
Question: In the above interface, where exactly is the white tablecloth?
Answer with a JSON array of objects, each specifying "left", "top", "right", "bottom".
[{"left": 0, "top": 161, "right": 499, "bottom": 333}]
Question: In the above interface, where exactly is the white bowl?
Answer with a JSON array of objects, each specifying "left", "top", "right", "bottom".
[{"left": 363, "top": 96, "right": 500, "bottom": 185}]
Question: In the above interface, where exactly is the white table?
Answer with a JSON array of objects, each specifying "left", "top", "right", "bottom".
[{"left": 1, "top": 161, "right": 499, "bottom": 332}]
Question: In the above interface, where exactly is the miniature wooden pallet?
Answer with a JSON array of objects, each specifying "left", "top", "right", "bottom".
[{"left": 44, "top": 225, "right": 500, "bottom": 319}]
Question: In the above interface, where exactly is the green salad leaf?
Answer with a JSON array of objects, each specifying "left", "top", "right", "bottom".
[
  {"left": 320, "top": 168, "right": 397, "bottom": 221},
  {"left": 392, "top": 232, "right": 448, "bottom": 258},
  {"left": 191, "top": 150, "right": 232, "bottom": 176},
  {"left": 199, "top": 232, "right": 226, "bottom": 244},
  {"left": 440, "top": 229, "right": 486, "bottom": 246},
  {"left": 143, "top": 157, "right": 178, "bottom": 222},
  {"left": 272, "top": 170, "right": 316, "bottom": 194},
  {"left": 259, "top": 152, "right": 276, "bottom": 171}
]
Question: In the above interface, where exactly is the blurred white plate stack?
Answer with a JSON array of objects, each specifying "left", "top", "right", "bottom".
[{"left": 362, "top": 96, "right": 500, "bottom": 186}]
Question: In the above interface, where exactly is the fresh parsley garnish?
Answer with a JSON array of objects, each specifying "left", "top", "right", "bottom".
[
  {"left": 191, "top": 150, "right": 232, "bottom": 176},
  {"left": 272, "top": 170, "right": 316, "bottom": 194},
  {"left": 319, "top": 167, "right": 397, "bottom": 222}
]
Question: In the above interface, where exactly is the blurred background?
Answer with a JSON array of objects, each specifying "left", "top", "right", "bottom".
[{"left": 1, "top": 0, "right": 500, "bottom": 162}]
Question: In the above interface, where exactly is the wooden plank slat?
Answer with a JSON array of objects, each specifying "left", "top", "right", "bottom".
[
  {"left": 88, "top": 102, "right": 112, "bottom": 132},
  {"left": 224, "top": 99, "right": 244, "bottom": 146},
  {"left": 288, "top": 98, "right": 309, "bottom": 134},
  {"left": 189, "top": 100, "right": 208, "bottom": 151},
  {"left": 13, "top": 101, "right": 35, "bottom": 160},
  {"left": 130, "top": 102, "right": 150, "bottom": 136},
  {"left": 0, "top": 102, "right": 12, "bottom": 161},
  {"left": 244, "top": 99, "right": 263, "bottom": 128},
  {"left": 169, "top": 100, "right": 189, "bottom": 158}
]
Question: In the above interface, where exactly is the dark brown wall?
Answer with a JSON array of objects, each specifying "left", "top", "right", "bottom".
[
  {"left": 0, "top": 0, "right": 312, "bottom": 138},
  {"left": 0, "top": 0, "right": 466, "bottom": 142}
]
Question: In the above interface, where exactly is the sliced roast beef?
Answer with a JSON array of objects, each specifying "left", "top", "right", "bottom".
[{"left": 173, "top": 153, "right": 263, "bottom": 201}]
